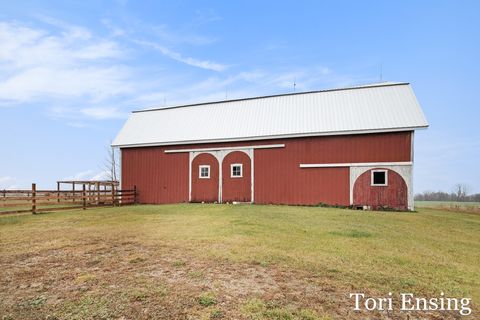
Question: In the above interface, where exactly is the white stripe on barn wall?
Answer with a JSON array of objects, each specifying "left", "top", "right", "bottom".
[
  {"left": 299, "top": 162, "right": 412, "bottom": 168},
  {"left": 165, "top": 144, "right": 285, "bottom": 154}
]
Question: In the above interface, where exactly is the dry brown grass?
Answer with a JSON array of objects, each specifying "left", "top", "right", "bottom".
[{"left": 1, "top": 204, "right": 478, "bottom": 319}]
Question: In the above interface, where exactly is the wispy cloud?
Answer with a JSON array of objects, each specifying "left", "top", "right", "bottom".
[
  {"left": 64, "top": 169, "right": 109, "bottom": 181},
  {"left": 91, "top": 170, "right": 110, "bottom": 180},
  {"left": 101, "top": 18, "right": 127, "bottom": 37},
  {"left": 0, "top": 176, "right": 19, "bottom": 190},
  {"left": 0, "top": 16, "right": 230, "bottom": 122},
  {"left": 102, "top": 15, "right": 219, "bottom": 46},
  {"left": 80, "top": 107, "right": 127, "bottom": 119},
  {"left": 179, "top": 67, "right": 366, "bottom": 102},
  {"left": 101, "top": 16, "right": 225, "bottom": 71},
  {"left": 49, "top": 105, "right": 128, "bottom": 122},
  {"left": 150, "top": 24, "right": 217, "bottom": 46},
  {"left": 133, "top": 39, "right": 227, "bottom": 72},
  {"left": 129, "top": 66, "right": 367, "bottom": 109},
  {"left": 0, "top": 20, "right": 131, "bottom": 106},
  {"left": 35, "top": 15, "right": 92, "bottom": 40},
  {"left": 0, "top": 17, "right": 363, "bottom": 121}
]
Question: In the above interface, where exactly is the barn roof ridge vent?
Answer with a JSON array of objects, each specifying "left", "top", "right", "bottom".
[{"left": 133, "top": 81, "right": 408, "bottom": 113}]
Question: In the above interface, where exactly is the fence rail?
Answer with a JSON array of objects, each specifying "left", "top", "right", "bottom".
[{"left": 0, "top": 183, "right": 137, "bottom": 215}]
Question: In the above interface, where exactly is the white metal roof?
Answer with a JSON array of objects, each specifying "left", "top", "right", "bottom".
[{"left": 112, "top": 82, "right": 428, "bottom": 148}]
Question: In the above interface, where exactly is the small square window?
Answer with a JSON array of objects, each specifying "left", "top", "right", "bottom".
[
  {"left": 199, "top": 165, "right": 210, "bottom": 179},
  {"left": 231, "top": 164, "right": 243, "bottom": 178},
  {"left": 371, "top": 170, "right": 388, "bottom": 186}
]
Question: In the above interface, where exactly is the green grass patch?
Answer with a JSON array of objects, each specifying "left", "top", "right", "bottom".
[
  {"left": 328, "top": 229, "right": 372, "bottom": 238},
  {"left": 415, "top": 201, "right": 480, "bottom": 214},
  {"left": 187, "top": 270, "right": 204, "bottom": 279},
  {"left": 172, "top": 260, "right": 187, "bottom": 267},
  {"left": 129, "top": 256, "right": 146, "bottom": 264},
  {"left": 199, "top": 292, "right": 217, "bottom": 306},
  {"left": 415, "top": 201, "right": 480, "bottom": 208},
  {"left": 210, "top": 308, "right": 224, "bottom": 319},
  {"left": 242, "top": 298, "right": 325, "bottom": 320}
]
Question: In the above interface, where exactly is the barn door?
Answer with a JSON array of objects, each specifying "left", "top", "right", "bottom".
[
  {"left": 191, "top": 153, "right": 219, "bottom": 202},
  {"left": 222, "top": 151, "right": 251, "bottom": 202}
]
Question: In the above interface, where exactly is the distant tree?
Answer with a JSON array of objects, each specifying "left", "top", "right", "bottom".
[
  {"left": 415, "top": 184, "right": 475, "bottom": 202},
  {"left": 453, "top": 184, "right": 470, "bottom": 201}
]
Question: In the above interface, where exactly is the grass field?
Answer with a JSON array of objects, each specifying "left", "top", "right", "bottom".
[
  {"left": 0, "top": 203, "right": 80, "bottom": 213},
  {"left": 416, "top": 201, "right": 480, "bottom": 213},
  {"left": 416, "top": 200, "right": 480, "bottom": 207},
  {"left": 1, "top": 204, "right": 478, "bottom": 319}
]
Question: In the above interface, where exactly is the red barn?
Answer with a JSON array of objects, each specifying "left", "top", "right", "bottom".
[{"left": 113, "top": 82, "right": 428, "bottom": 210}]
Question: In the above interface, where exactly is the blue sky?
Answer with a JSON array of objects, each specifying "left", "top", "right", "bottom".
[{"left": 0, "top": 1, "right": 479, "bottom": 194}]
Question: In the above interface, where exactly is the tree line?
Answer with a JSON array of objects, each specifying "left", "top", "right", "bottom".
[{"left": 415, "top": 184, "right": 480, "bottom": 202}]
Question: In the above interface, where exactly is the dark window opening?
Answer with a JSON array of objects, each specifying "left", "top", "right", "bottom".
[
  {"left": 372, "top": 171, "right": 386, "bottom": 185},
  {"left": 231, "top": 164, "right": 242, "bottom": 177},
  {"left": 199, "top": 165, "right": 210, "bottom": 178}
]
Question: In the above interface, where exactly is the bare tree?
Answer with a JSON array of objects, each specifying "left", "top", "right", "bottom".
[
  {"left": 102, "top": 144, "right": 120, "bottom": 182},
  {"left": 453, "top": 183, "right": 470, "bottom": 201},
  {"left": 415, "top": 186, "right": 478, "bottom": 202}
]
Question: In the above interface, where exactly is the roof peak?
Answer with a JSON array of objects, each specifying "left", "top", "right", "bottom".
[{"left": 133, "top": 81, "right": 409, "bottom": 113}]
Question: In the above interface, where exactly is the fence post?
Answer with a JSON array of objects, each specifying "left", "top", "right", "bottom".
[
  {"left": 57, "top": 182, "right": 60, "bottom": 203},
  {"left": 111, "top": 184, "right": 115, "bottom": 207},
  {"left": 82, "top": 184, "right": 86, "bottom": 210},
  {"left": 72, "top": 183, "right": 75, "bottom": 204},
  {"left": 96, "top": 182, "right": 100, "bottom": 205},
  {"left": 32, "top": 183, "right": 36, "bottom": 215},
  {"left": 134, "top": 185, "right": 137, "bottom": 204}
]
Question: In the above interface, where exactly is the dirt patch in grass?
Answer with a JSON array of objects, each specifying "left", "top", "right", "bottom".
[{"left": 0, "top": 239, "right": 468, "bottom": 319}]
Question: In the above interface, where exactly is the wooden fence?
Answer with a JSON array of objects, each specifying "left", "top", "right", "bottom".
[{"left": 0, "top": 183, "right": 136, "bottom": 215}]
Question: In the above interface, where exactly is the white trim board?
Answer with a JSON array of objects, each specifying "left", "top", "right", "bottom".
[
  {"left": 165, "top": 144, "right": 285, "bottom": 153},
  {"left": 300, "top": 162, "right": 412, "bottom": 168}
]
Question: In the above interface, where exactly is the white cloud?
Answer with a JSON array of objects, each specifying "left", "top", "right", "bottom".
[
  {"left": 35, "top": 15, "right": 92, "bottom": 40},
  {"left": 134, "top": 39, "right": 227, "bottom": 72},
  {"left": 178, "top": 67, "right": 346, "bottom": 101},
  {"left": 0, "top": 18, "right": 231, "bottom": 119},
  {"left": 101, "top": 18, "right": 127, "bottom": 37},
  {"left": 66, "top": 121, "right": 89, "bottom": 128},
  {"left": 64, "top": 170, "right": 110, "bottom": 181},
  {"left": 0, "top": 21, "right": 131, "bottom": 106},
  {"left": 0, "top": 66, "right": 131, "bottom": 104},
  {"left": 0, "top": 18, "right": 361, "bottom": 121},
  {"left": 0, "top": 176, "right": 19, "bottom": 190},
  {"left": 64, "top": 170, "right": 95, "bottom": 180},
  {"left": 151, "top": 24, "right": 217, "bottom": 46},
  {"left": 191, "top": 9, "right": 223, "bottom": 26},
  {"left": 80, "top": 107, "right": 127, "bottom": 119},
  {"left": 128, "top": 66, "right": 351, "bottom": 109},
  {"left": 91, "top": 170, "right": 110, "bottom": 180}
]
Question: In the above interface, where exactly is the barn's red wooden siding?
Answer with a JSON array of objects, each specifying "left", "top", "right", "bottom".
[
  {"left": 121, "top": 131, "right": 412, "bottom": 205},
  {"left": 121, "top": 147, "right": 189, "bottom": 203},
  {"left": 222, "top": 151, "right": 251, "bottom": 202},
  {"left": 353, "top": 169, "right": 408, "bottom": 210}
]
